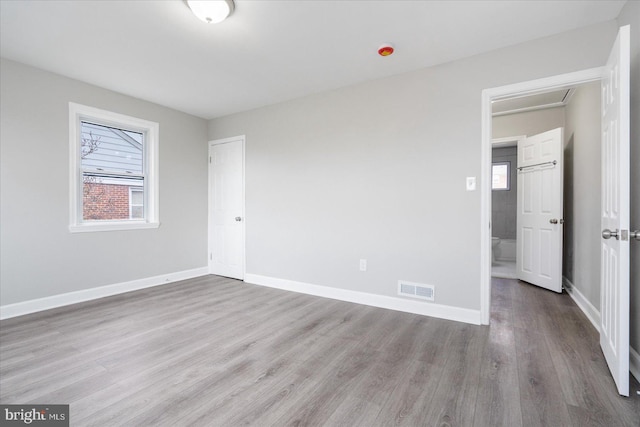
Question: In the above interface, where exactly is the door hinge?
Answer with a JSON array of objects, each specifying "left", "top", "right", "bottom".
[{"left": 209, "top": 156, "right": 212, "bottom": 163}]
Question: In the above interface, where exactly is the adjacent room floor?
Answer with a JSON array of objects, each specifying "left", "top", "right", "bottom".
[
  {"left": 1, "top": 275, "right": 638, "bottom": 426},
  {"left": 492, "top": 260, "right": 517, "bottom": 279}
]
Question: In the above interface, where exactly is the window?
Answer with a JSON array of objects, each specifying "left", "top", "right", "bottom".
[
  {"left": 492, "top": 162, "right": 510, "bottom": 191},
  {"left": 129, "top": 187, "right": 144, "bottom": 219},
  {"left": 69, "top": 103, "right": 159, "bottom": 232}
]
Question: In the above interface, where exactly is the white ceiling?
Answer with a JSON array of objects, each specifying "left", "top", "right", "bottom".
[{"left": 0, "top": 1, "right": 625, "bottom": 120}]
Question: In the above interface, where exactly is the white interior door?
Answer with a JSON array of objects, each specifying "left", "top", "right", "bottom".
[
  {"left": 600, "top": 25, "right": 630, "bottom": 397},
  {"left": 209, "top": 137, "right": 245, "bottom": 280},
  {"left": 516, "top": 128, "right": 563, "bottom": 292}
]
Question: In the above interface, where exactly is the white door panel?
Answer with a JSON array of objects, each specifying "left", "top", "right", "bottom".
[
  {"left": 600, "top": 25, "right": 630, "bottom": 397},
  {"left": 516, "top": 128, "right": 563, "bottom": 292},
  {"left": 209, "top": 137, "right": 245, "bottom": 280}
]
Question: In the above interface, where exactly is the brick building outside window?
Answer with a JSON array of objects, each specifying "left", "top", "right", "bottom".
[{"left": 80, "top": 121, "right": 144, "bottom": 221}]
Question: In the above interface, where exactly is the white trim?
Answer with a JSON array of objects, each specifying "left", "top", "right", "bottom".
[
  {"left": 492, "top": 135, "right": 526, "bottom": 148},
  {"left": 94, "top": 177, "right": 144, "bottom": 187},
  {"left": 480, "top": 89, "right": 493, "bottom": 324},
  {"left": 208, "top": 135, "right": 246, "bottom": 280},
  {"left": 492, "top": 101, "right": 566, "bottom": 117},
  {"left": 492, "top": 88, "right": 576, "bottom": 118},
  {"left": 69, "top": 220, "right": 159, "bottom": 233},
  {"left": 488, "top": 68, "right": 604, "bottom": 102},
  {"left": 630, "top": 347, "right": 640, "bottom": 383},
  {"left": 245, "top": 273, "right": 481, "bottom": 325},
  {"left": 0, "top": 267, "right": 208, "bottom": 320},
  {"left": 68, "top": 102, "right": 160, "bottom": 232},
  {"left": 209, "top": 135, "right": 247, "bottom": 146},
  {"left": 480, "top": 67, "right": 604, "bottom": 325},
  {"left": 563, "top": 276, "right": 601, "bottom": 332}
]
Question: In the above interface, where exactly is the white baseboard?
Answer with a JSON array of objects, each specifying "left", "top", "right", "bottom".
[
  {"left": 244, "top": 273, "right": 481, "bottom": 325},
  {"left": 0, "top": 267, "right": 209, "bottom": 320},
  {"left": 562, "top": 277, "right": 640, "bottom": 383},
  {"left": 631, "top": 347, "right": 640, "bottom": 383},
  {"left": 3, "top": 269, "right": 635, "bottom": 380},
  {"left": 563, "top": 276, "right": 601, "bottom": 332}
]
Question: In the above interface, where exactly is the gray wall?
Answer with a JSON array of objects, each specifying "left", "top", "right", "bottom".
[
  {"left": 493, "top": 107, "right": 565, "bottom": 140},
  {"left": 563, "top": 82, "right": 601, "bottom": 307},
  {"left": 617, "top": 0, "right": 640, "bottom": 354},
  {"left": 209, "top": 21, "right": 618, "bottom": 312},
  {"left": 491, "top": 147, "right": 517, "bottom": 239},
  {"left": 0, "top": 59, "right": 209, "bottom": 305}
]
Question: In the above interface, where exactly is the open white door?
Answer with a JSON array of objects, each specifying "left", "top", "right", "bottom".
[
  {"left": 209, "top": 136, "right": 245, "bottom": 280},
  {"left": 600, "top": 25, "right": 630, "bottom": 397},
  {"left": 516, "top": 128, "right": 563, "bottom": 293}
]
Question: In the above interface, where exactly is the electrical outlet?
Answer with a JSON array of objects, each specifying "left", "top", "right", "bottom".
[{"left": 359, "top": 259, "right": 367, "bottom": 271}]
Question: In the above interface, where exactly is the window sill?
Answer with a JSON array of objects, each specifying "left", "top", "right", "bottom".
[{"left": 69, "top": 221, "right": 160, "bottom": 233}]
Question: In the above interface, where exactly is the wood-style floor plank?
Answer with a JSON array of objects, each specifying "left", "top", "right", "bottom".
[
  {"left": 515, "top": 327, "right": 574, "bottom": 426},
  {"left": 420, "top": 323, "right": 486, "bottom": 426},
  {"left": 1, "top": 275, "right": 638, "bottom": 426},
  {"left": 473, "top": 309, "right": 523, "bottom": 427},
  {"left": 371, "top": 357, "right": 442, "bottom": 426}
]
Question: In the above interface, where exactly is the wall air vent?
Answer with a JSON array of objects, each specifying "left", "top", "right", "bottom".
[{"left": 398, "top": 280, "right": 434, "bottom": 302}]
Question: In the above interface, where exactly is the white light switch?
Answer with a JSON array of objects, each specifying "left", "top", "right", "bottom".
[
  {"left": 359, "top": 259, "right": 367, "bottom": 271},
  {"left": 466, "top": 177, "right": 476, "bottom": 191}
]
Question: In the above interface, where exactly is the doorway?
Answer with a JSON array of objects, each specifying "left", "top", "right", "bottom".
[
  {"left": 489, "top": 81, "right": 603, "bottom": 302},
  {"left": 481, "top": 25, "right": 631, "bottom": 396},
  {"left": 491, "top": 136, "right": 523, "bottom": 280},
  {"left": 480, "top": 67, "right": 604, "bottom": 325}
]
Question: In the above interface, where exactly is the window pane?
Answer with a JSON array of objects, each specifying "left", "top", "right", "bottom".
[
  {"left": 83, "top": 175, "right": 143, "bottom": 221},
  {"left": 81, "top": 121, "right": 143, "bottom": 174},
  {"left": 129, "top": 187, "right": 144, "bottom": 219},
  {"left": 131, "top": 206, "right": 144, "bottom": 219},
  {"left": 131, "top": 188, "right": 144, "bottom": 205},
  {"left": 492, "top": 163, "right": 509, "bottom": 190}
]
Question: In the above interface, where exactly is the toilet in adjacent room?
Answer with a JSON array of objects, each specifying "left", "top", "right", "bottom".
[{"left": 491, "top": 237, "right": 500, "bottom": 263}]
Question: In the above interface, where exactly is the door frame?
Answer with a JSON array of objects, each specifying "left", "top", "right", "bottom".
[
  {"left": 208, "top": 135, "right": 246, "bottom": 279},
  {"left": 480, "top": 67, "right": 604, "bottom": 324}
]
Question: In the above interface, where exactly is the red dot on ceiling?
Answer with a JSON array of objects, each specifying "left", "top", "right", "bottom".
[{"left": 378, "top": 45, "right": 394, "bottom": 57}]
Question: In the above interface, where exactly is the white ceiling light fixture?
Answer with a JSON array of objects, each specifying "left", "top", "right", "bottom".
[{"left": 187, "top": 0, "right": 234, "bottom": 24}]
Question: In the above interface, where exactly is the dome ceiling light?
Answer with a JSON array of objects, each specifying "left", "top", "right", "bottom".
[{"left": 187, "top": 0, "right": 235, "bottom": 24}]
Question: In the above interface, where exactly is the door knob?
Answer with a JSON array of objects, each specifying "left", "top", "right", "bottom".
[
  {"left": 550, "top": 218, "right": 558, "bottom": 224},
  {"left": 602, "top": 229, "right": 619, "bottom": 240},
  {"left": 631, "top": 230, "right": 640, "bottom": 241},
  {"left": 235, "top": 217, "right": 242, "bottom": 222}
]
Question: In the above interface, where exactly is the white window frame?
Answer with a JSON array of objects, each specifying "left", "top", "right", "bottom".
[
  {"left": 129, "top": 186, "right": 145, "bottom": 219},
  {"left": 491, "top": 161, "right": 511, "bottom": 191},
  {"left": 69, "top": 102, "right": 159, "bottom": 232}
]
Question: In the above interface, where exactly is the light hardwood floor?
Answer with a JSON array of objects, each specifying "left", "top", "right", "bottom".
[{"left": 1, "top": 275, "right": 639, "bottom": 426}]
